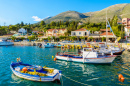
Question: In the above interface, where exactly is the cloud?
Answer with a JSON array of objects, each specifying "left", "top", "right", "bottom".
[{"left": 32, "top": 16, "right": 43, "bottom": 21}]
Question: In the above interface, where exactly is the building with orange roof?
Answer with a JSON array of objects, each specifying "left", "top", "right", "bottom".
[
  {"left": 122, "top": 18, "right": 130, "bottom": 37},
  {"left": 46, "top": 29, "right": 67, "bottom": 37}
]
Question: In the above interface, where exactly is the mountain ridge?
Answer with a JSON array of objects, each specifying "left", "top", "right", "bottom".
[{"left": 38, "top": 3, "right": 130, "bottom": 24}]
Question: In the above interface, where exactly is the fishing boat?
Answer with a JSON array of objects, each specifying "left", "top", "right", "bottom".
[
  {"left": 98, "top": 46, "right": 125, "bottom": 55},
  {"left": 55, "top": 47, "right": 116, "bottom": 64},
  {"left": 10, "top": 60, "right": 62, "bottom": 82},
  {"left": 54, "top": 43, "right": 61, "bottom": 48},
  {"left": 43, "top": 43, "right": 54, "bottom": 48},
  {"left": 0, "top": 38, "right": 14, "bottom": 46}
]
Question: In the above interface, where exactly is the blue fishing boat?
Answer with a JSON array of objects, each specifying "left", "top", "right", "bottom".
[
  {"left": 10, "top": 60, "right": 62, "bottom": 82},
  {"left": 43, "top": 43, "right": 54, "bottom": 48},
  {"left": 54, "top": 43, "right": 61, "bottom": 48}
]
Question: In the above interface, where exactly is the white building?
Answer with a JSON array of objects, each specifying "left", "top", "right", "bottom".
[
  {"left": 124, "top": 26, "right": 130, "bottom": 36},
  {"left": 18, "top": 28, "right": 27, "bottom": 34},
  {"left": 71, "top": 28, "right": 90, "bottom": 37}
]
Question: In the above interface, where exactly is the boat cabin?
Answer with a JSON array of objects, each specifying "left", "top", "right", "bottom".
[{"left": 83, "top": 47, "right": 98, "bottom": 58}]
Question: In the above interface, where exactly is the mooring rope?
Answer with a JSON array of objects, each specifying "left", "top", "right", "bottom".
[{"left": 62, "top": 74, "right": 91, "bottom": 86}]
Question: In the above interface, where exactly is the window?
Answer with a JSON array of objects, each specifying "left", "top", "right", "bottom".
[
  {"left": 54, "top": 30, "right": 57, "bottom": 33},
  {"left": 85, "top": 32, "right": 87, "bottom": 35},
  {"left": 79, "top": 32, "right": 81, "bottom": 35},
  {"left": 73, "top": 32, "right": 76, "bottom": 35}
]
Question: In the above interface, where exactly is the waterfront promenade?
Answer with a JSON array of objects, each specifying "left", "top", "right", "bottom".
[{"left": 13, "top": 41, "right": 129, "bottom": 49}]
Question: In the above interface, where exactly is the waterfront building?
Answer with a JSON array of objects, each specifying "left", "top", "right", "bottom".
[
  {"left": 100, "top": 29, "right": 110, "bottom": 34},
  {"left": 46, "top": 29, "right": 67, "bottom": 37},
  {"left": 122, "top": 18, "right": 130, "bottom": 26},
  {"left": 124, "top": 26, "right": 130, "bottom": 37},
  {"left": 71, "top": 28, "right": 90, "bottom": 37},
  {"left": 32, "top": 30, "right": 38, "bottom": 34},
  {"left": 100, "top": 32, "right": 116, "bottom": 42},
  {"left": 122, "top": 18, "right": 130, "bottom": 38},
  {"left": 18, "top": 28, "right": 27, "bottom": 35}
]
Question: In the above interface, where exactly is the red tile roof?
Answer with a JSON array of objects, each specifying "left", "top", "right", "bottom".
[
  {"left": 47, "top": 29, "right": 66, "bottom": 32},
  {"left": 59, "top": 29, "right": 66, "bottom": 31},
  {"left": 37, "top": 32, "right": 44, "bottom": 33},
  {"left": 100, "top": 29, "right": 110, "bottom": 31},
  {"left": 74, "top": 28, "right": 87, "bottom": 31},
  {"left": 47, "top": 29, "right": 55, "bottom": 32},
  {"left": 100, "top": 32, "right": 113, "bottom": 36},
  {"left": 125, "top": 27, "right": 130, "bottom": 29}
]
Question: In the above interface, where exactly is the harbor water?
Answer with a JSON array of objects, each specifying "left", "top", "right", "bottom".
[{"left": 0, "top": 46, "right": 130, "bottom": 86}]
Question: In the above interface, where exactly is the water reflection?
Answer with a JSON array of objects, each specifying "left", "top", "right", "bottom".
[{"left": 11, "top": 74, "right": 60, "bottom": 86}]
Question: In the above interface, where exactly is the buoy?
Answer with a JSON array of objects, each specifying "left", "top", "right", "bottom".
[
  {"left": 52, "top": 56, "right": 54, "bottom": 59},
  {"left": 22, "top": 67, "right": 28, "bottom": 72},
  {"left": 54, "top": 58, "right": 57, "bottom": 61},
  {"left": 120, "top": 77, "right": 125, "bottom": 82},
  {"left": 17, "top": 58, "right": 19, "bottom": 62},
  {"left": 118, "top": 74, "right": 125, "bottom": 82}
]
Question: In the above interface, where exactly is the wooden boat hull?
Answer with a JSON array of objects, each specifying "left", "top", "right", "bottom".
[
  {"left": 10, "top": 62, "right": 61, "bottom": 82},
  {"left": 55, "top": 55, "right": 116, "bottom": 64}
]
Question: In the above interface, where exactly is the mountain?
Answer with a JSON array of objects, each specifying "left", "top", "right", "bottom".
[
  {"left": 44, "top": 11, "right": 88, "bottom": 23},
  {"left": 43, "top": 16, "right": 52, "bottom": 21},
  {"left": 40, "top": 3, "right": 130, "bottom": 24},
  {"left": 82, "top": 3, "right": 130, "bottom": 23}
]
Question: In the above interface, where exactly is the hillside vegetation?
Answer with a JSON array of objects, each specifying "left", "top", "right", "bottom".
[{"left": 43, "top": 4, "right": 130, "bottom": 23}]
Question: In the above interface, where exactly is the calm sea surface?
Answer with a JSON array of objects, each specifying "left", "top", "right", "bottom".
[{"left": 0, "top": 46, "right": 130, "bottom": 86}]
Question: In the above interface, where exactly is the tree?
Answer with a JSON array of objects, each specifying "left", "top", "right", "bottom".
[
  {"left": 21, "top": 21, "right": 24, "bottom": 27},
  {"left": 9, "top": 25, "right": 17, "bottom": 31},
  {"left": 80, "top": 36, "right": 85, "bottom": 42},
  {"left": 48, "top": 36, "right": 51, "bottom": 42},
  {"left": 21, "top": 37, "right": 25, "bottom": 41},
  {"left": 40, "top": 21, "right": 45, "bottom": 26},
  {"left": 102, "top": 37, "right": 106, "bottom": 42},
  {"left": 50, "top": 21, "right": 56, "bottom": 26},
  {"left": 52, "top": 36, "right": 56, "bottom": 41},
  {"left": 89, "top": 37, "right": 93, "bottom": 41},
  {"left": 11, "top": 36, "right": 16, "bottom": 42},
  {"left": 70, "top": 36, "right": 77, "bottom": 41},
  {"left": 28, "top": 36, "right": 32, "bottom": 42}
]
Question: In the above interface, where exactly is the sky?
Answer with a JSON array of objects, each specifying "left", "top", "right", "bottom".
[{"left": 0, "top": 0, "right": 129, "bottom": 26}]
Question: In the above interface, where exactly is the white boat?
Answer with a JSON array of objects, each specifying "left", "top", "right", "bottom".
[
  {"left": 0, "top": 38, "right": 14, "bottom": 46},
  {"left": 43, "top": 43, "right": 54, "bottom": 48},
  {"left": 56, "top": 47, "right": 116, "bottom": 64},
  {"left": 97, "top": 45, "right": 125, "bottom": 55},
  {"left": 10, "top": 61, "right": 62, "bottom": 83},
  {"left": 127, "top": 47, "right": 130, "bottom": 52}
]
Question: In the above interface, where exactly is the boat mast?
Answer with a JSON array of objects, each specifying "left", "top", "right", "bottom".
[{"left": 106, "top": 10, "right": 108, "bottom": 46}]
